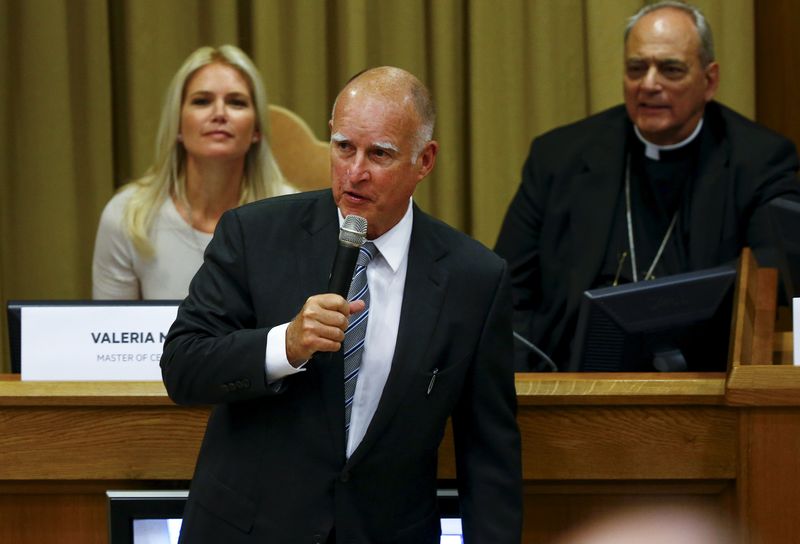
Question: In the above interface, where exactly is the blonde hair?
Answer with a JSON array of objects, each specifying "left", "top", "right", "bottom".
[{"left": 123, "top": 44, "right": 284, "bottom": 257}]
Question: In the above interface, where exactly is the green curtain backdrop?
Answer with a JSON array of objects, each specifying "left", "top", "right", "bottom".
[{"left": 0, "top": 0, "right": 754, "bottom": 372}]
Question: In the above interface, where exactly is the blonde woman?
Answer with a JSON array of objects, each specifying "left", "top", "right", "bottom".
[{"left": 93, "top": 45, "right": 289, "bottom": 299}]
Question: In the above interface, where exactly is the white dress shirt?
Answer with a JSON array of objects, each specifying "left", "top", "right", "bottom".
[{"left": 264, "top": 200, "right": 413, "bottom": 457}]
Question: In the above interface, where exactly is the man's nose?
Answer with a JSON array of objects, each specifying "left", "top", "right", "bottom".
[
  {"left": 347, "top": 153, "right": 370, "bottom": 182},
  {"left": 641, "top": 65, "right": 662, "bottom": 91}
]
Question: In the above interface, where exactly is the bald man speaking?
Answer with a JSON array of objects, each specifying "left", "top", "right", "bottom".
[{"left": 162, "top": 67, "right": 522, "bottom": 544}]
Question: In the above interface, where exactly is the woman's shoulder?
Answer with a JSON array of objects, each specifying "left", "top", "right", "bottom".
[{"left": 101, "top": 183, "right": 139, "bottom": 218}]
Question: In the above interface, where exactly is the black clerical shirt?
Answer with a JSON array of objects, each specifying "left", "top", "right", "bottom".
[{"left": 595, "top": 126, "right": 703, "bottom": 288}]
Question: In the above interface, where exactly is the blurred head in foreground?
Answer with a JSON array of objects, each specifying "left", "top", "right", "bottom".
[{"left": 554, "top": 504, "right": 739, "bottom": 544}]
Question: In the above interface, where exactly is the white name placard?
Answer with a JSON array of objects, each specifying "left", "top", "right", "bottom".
[
  {"left": 20, "top": 304, "right": 179, "bottom": 381},
  {"left": 794, "top": 298, "right": 799, "bottom": 366}
]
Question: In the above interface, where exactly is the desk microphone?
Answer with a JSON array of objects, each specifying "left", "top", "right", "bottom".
[
  {"left": 328, "top": 215, "right": 368, "bottom": 297},
  {"left": 513, "top": 331, "right": 558, "bottom": 372}
]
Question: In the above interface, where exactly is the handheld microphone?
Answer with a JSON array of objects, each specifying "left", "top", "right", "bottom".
[{"left": 328, "top": 215, "right": 368, "bottom": 297}]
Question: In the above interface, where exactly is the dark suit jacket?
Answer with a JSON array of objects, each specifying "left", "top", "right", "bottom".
[
  {"left": 495, "top": 102, "right": 800, "bottom": 371},
  {"left": 162, "top": 190, "right": 522, "bottom": 544}
]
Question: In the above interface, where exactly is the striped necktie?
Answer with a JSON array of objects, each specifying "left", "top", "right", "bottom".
[{"left": 343, "top": 241, "right": 376, "bottom": 440}]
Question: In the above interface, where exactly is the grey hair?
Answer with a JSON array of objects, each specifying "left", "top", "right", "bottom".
[
  {"left": 409, "top": 82, "right": 436, "bottom": 162},
  {"left": 624, "top": 1, "right": 715, "bottom": 67}
]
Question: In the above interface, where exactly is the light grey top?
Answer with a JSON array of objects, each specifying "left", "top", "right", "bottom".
[{"left": 92, "top": 185, "right": 213, "bottom": 300}]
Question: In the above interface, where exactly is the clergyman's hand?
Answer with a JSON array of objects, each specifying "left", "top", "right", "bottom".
[{"left": 285, "top": 294, "right": 365, "bottom": 365}]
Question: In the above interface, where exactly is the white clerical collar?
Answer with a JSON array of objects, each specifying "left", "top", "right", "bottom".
[
  {"left": 634, "top": 117, "right": 704, "bottom": 161},
  {"left": 337, "top": 198, "right": 413, "bottom": 273}
]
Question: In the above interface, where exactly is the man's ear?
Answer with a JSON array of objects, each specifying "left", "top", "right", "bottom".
[
  {"left": 416, "top": 140, "right": 439, "bottom": 181},
  {"left": 704, "top": 61, "right": 720, "bottom": 102}
]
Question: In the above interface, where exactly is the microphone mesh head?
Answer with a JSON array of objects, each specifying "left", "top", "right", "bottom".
[{"left": 340, "top": 215, "right": 368, "bottom": 247}]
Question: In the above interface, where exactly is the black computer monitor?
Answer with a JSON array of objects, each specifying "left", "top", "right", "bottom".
[
  {"left": 107, "top": 491, "right": 187, "bottom": 544},
  {"left": 5, "top": 300, "right": 181, "bottom": 374},
  {"left": 568, "top": 265, "right": 737, "bottom": 372},
  {"left": 768, "top": 197, "right": 800, "bottom": 302},
  {"left": 107, "top": 489, "right": 463, "bottom": 543}
]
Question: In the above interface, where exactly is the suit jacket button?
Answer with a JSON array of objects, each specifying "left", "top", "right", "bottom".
[
  {"left": 313, "top": 534, "right": 322, "bottom": 544},
  {"left": 340, "top": 470, "right": 350, "bottom": 483}
]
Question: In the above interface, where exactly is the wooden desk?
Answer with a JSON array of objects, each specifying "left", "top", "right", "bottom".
[
  {"left": 0, "top": 377, "right": 203, "bottom": 544},
  {"left": 1, "top": 250, "right": 796, "bottom": 543},
  {"left": 1, "top": 369, "right": 798, "bottom": 544}
]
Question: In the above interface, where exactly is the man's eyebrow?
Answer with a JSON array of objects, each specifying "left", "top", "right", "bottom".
[
  {"left": 331, "top": 133, "right": 399, "bottom": 153},
  {"left": 626, "top": 56, "right": 687, "bottom": 65},
  {"left": 373, "top": 141, "right": 399, "bottom": 153},
  {"left": 658, "top": 58, "right": 688, "bottom": 66}
]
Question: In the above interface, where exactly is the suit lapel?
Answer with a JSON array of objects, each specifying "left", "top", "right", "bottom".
[
  {"left": 297, "top": 192, "right": 340, "bottom": 296},
  {"left": 346, "top": 207, "right": 447, "bottom": 468},
  {"left": 297, "top": 192, "right": 348, "bottom": 458},
  {"left": 567, "top": 116, "right": 628, "bottom": 298},
  {"left": 688, "top": 110, "right": 730, "bottom": 268}
]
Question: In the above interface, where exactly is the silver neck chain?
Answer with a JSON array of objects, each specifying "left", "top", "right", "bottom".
[{"left": 624, "top": 154, "right": 679, "bottom": 282}]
